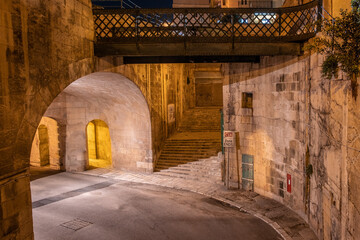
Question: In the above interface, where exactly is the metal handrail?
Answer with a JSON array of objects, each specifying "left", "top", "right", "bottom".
[{"left": 93, "top": 0, "right": 320, "bottom": 44}]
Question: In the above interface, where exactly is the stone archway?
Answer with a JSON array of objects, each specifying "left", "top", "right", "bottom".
[
  {"left": 42, "top": 72, "right": 153, "bottom": 173},
  {"left": 86, "top": 119, "right": 112, "bottom": 169}
]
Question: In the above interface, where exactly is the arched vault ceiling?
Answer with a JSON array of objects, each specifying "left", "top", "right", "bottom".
[{"left": 63, "top": 72, "right": 148, "bottom": 113}]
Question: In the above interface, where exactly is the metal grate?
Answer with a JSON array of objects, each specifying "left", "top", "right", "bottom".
[
  {"left": 93, "top": 0, "right": 320, "bottom": 44},
  {"left": 60, "top": 219, "right": 93, "bottom": 231}
]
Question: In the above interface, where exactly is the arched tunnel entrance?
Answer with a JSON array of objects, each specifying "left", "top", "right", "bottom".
[{"left": 30, "top": 72, "right": 153, "bottom": 177}]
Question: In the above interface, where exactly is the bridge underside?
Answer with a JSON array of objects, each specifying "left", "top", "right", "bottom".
[{"left": 95, "top": 42, "right": 302, "bottom": 63}]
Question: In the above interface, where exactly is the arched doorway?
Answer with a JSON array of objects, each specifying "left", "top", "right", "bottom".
[
  {"left": 30, "top": 117, "right": 62, "bottom": 170},
  {"left": 86, "top": 119, "right": 112, "bottom": 169},
  {"left": 38, "top": 125, "right": 50, "bottom": 167}
]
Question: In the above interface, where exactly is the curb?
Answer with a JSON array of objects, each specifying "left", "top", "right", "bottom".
[{"left": 82, "top": 172, "right": 294, "bottom": 240}]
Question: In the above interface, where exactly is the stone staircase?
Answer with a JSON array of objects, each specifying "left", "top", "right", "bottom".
[
  {"left": 154, "top": 107, "right": 223, "bottom": 183},
  {"left": 154, "top": 137, "right": 221, "bottom": 171},
  {"left": 154, "top": 154, "right": 223, "bottom": 184}
]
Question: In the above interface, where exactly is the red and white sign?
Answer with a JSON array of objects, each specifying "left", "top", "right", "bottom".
[{"left": 223, "top": 131, "right": 235, "bottom": 148}]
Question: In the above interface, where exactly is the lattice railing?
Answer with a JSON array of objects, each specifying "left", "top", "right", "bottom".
[{"left": 93, "top": 0, "right": 320, "bottom": 44}]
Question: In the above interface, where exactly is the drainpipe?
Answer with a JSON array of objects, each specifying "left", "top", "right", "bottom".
[{"left": 221, "top": 109, "right": 224, "bottom": 154}]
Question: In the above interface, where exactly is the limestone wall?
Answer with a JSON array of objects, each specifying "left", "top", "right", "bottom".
[
  {"left": 0, "top": 0, "right": 94, "bottom": 239},
  {"left": 223, "top": 56, "right": 308, "bottom": 213},
  {"left": 223, "top": 54, "right": 360, "bottom": 239},
  {"left": 346, "top": 82, "right": 360, "bottom": 239}
]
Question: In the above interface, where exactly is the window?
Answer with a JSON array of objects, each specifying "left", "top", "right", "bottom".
[{"left": 241, "top": 92, "right": 253, "bottom": 108}]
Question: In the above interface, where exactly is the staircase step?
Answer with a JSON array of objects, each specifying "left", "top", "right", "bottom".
[
  {"left": 154, "top": 171, "right": 222, "bottom": 184},
  {"left": 155, "top": 107, "right": 222, "bottom": 174}
]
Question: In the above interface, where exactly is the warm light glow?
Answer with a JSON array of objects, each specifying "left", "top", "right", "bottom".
[
  {"left": 38, "top": 125, "right": 50, "bottom": 167},
  {"left": 86, "top": 120, "right": 112, "bottom": 169}
]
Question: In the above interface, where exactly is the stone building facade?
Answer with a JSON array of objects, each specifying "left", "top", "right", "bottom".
[
  {"left": 0, "top": 0, "right": 359, "bottom": 240},
  {"left": 222, "top": 54, "right": 360, "bottom": 239}
]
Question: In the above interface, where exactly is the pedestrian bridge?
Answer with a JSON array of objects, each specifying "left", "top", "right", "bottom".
[{"left": 93, "top": 1, "right": 320, "bottom": 62}]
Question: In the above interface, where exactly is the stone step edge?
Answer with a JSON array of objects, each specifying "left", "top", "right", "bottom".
[
  {"left": 165, "top": 167, "right": 221, "bottom": 173},
  {"left": 158, "top": 171, "right": 222, "bottom": 180},
  {"left": 159, "top": 167, "right": 221, "bottom": 175},
  {"left": 154, "top": 172, "right": 222, "bottom": 183}
]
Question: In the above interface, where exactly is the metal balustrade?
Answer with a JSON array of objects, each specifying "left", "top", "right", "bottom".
[{"left": 93, "top": 0, "right": 320, "bottom": 45}]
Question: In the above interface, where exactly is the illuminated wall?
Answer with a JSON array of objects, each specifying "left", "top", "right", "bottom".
[
  {"left": 38, "top": 125, "right": 50, "bottom": 166},
  {"left": 42, "top": 72, "right": 153, "bottom": 172},
  {"left": 30, "top": 117, "right": 61, "bottom": 169},
  {"left": 86, "top": 120, "right": 112, "bottom": 169},
  {"left": 87, "top": 121, "right": 97, "bottom": 160},
  {"left": 223, "top": 54, "right": 360, "bottom": 240}
]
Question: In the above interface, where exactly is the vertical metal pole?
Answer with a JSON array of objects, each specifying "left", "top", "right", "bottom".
[
  {"left": 221, "top": 109, "right": 224, "bottom": 154},
  {"left": 236, "top": 132, "right": 240, "bottom": 189},
  {"left": 227, "top": 147, "right": 230, "bottom": 188}
]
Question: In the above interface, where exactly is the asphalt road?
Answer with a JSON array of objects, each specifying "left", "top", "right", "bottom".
[{"left": 31, "top": 172, "right": 282, "bottom": 240}]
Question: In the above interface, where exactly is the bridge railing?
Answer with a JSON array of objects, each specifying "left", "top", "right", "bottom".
[{"left": 93, "top": 0, "right": 320, "bottom": 44}]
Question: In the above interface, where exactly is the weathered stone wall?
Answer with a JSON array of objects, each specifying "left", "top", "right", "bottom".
[
  {"left": 306, "top": 54, "right": 360, "bottom": 240},
  {"left": 223, "top": 54, "right": 360, "bottom": 239},
  {"left": 0, "top": 0, "right": 94, "bottom": 238},
  {"left": 223, "top": 56, "right": 308, "bottom": 214},
  {"left": 346, "top": 82, "right": 360, "bottom": 239}
]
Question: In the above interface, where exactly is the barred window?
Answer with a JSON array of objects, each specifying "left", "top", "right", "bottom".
[{"left": 241, "top": 92, "right": 253, "bottom": 108}]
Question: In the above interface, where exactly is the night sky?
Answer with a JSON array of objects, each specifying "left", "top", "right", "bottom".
[{"left": 92, "top": 0, "right": 173, "bottom": 8}]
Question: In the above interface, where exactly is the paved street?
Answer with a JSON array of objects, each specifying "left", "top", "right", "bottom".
[{"left": 31, "top": 173, "right": 282, "bottom": 240}]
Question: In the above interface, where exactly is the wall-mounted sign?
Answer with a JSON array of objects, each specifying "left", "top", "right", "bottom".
[{"left": 223, "top": 131, "right": 235, "bottom": 148}]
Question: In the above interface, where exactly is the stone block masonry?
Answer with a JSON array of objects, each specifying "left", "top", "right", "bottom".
[
  {"left": 0, "top": 0, "right": 94, "bottom": 239},
  {"left": 223, "top": 54, "right": 360, "bottom": 240}
]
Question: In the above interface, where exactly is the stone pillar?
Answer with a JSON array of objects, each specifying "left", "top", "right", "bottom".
[
  {"left": 0, "top": 0, "right": 94, "bottom": 238},
  {"left": 65, "top": 95, "right": 89, "bottom": 172}
]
